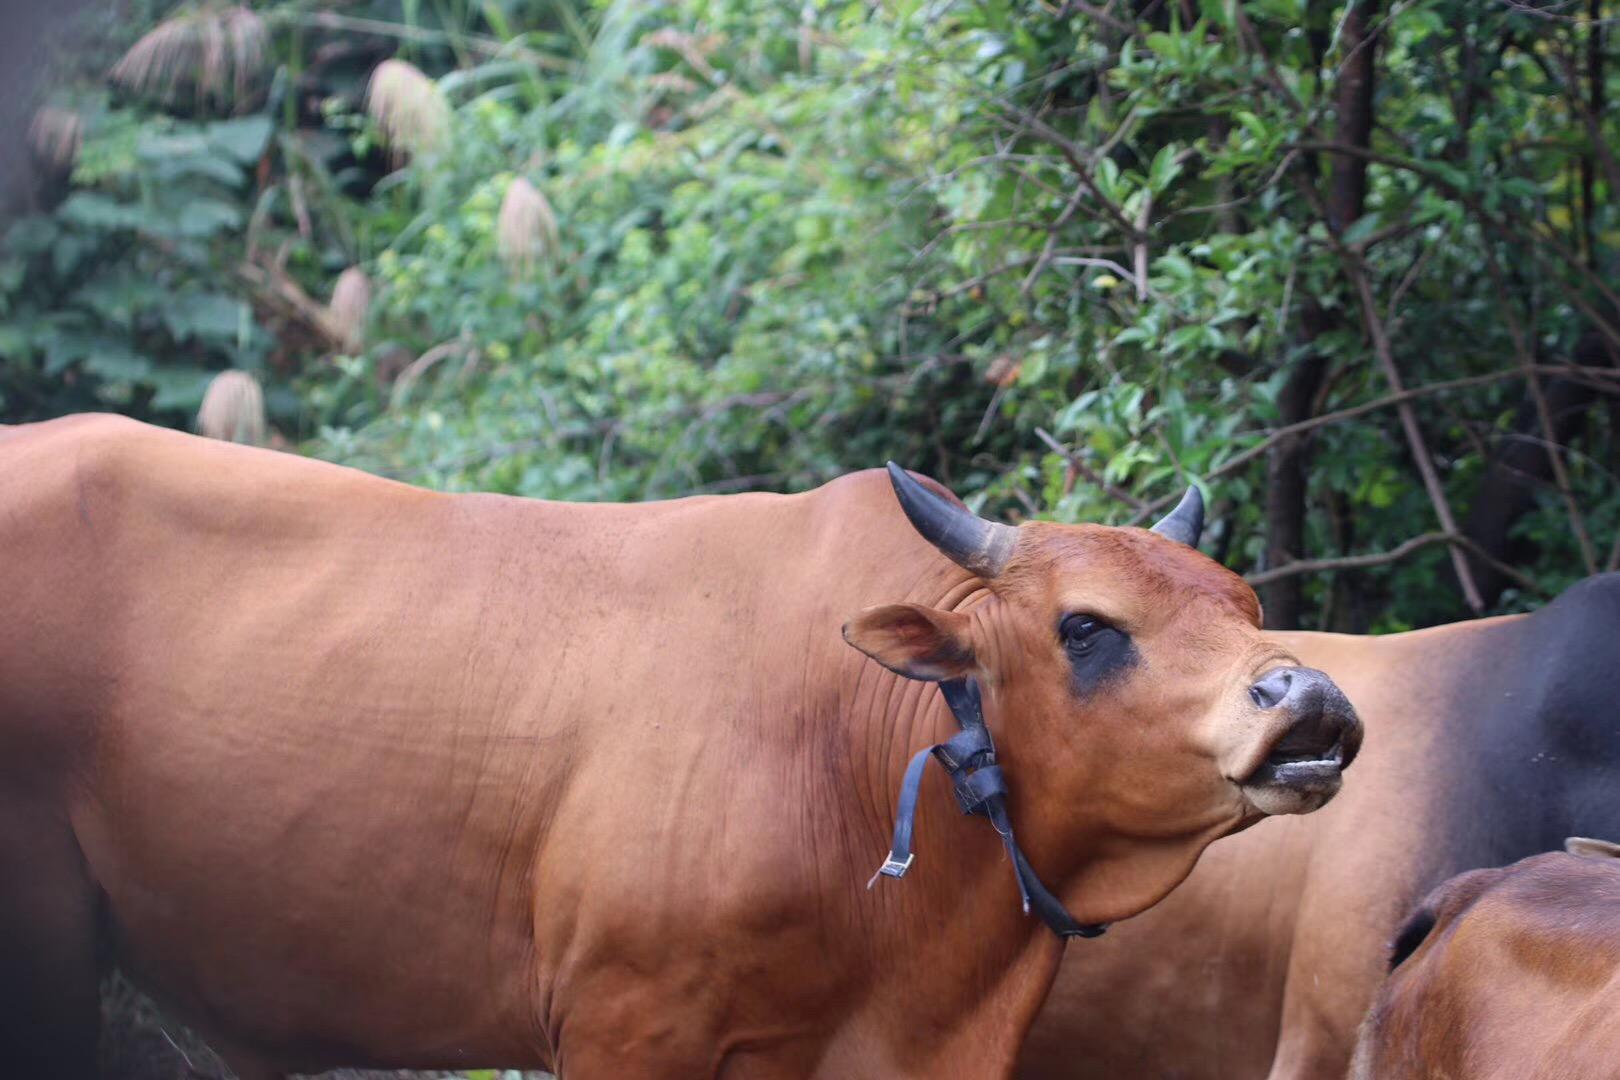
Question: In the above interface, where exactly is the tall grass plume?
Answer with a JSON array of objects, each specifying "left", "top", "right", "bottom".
[
  {"left": 328, "top": 267, "right": 372, "bottom": 351},
  {"left": 367, "top": 59, "right": 451, "bottom": 161},
  {"left": 110, "top": 5, "right": 267, "bottom": 113},
  {"left": 196, "top": 370, "right": 267, "bottom": 446},
  {"left": 29, "top": 107, "right": 84, "bottom": 172},
  {"left": 497, "top": 177, "right": 560, "bottom": 276}
]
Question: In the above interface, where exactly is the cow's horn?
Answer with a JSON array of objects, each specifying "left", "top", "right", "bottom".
[
  {"left": 1151, "top": 485, "right": 1205, "bottom": 548},
  {"left": 886, "top": 462, "right": 1016, "bottom": 578}
]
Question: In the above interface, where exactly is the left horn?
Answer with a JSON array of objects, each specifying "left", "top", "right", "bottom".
[
  {"left": 886, "top": 462, "right": 1017, "bottom": 578},
  {"left": 1151, "top": 485, "right": 1205, "bottom": 548}
]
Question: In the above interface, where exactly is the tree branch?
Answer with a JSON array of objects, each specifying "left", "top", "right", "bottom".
[
  {"left": 1293, "top": 139, "right": 1620, "bottom": 347},
  {"left": 1480, "top": 249, "right": 1600, "bottom": 575},
  {"left": 233, "top": 259, "right": 350, "bottom": 353},
  {"left": 274, "top": 10, "right": 574, "bottom": 72},
  {"left": 1113, "top": 363, "right": 1620, "bottom": 525},
  {"left": 1245, "top": 531, "right": 1542, "bottom": 594},
  {"left": 1343, "top": 253, "right": 1485, "bottom": 612}
]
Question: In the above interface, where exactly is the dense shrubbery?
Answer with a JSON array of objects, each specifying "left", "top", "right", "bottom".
[{"left": 5, "top": 0, "right": 1618, "bottom": 632}]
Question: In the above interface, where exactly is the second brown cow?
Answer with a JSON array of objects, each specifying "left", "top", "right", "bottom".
[{"left": 1350, "top": 839, "right": 1620, "bottom": 1080}]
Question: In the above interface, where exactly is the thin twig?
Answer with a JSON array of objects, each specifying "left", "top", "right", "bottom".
[
  {"left": 1246, "top": 531, "right": 1542, "bottom": 593},
  {"left": 275, "top": 10, "right": 574, "bottom": 71},
  {"left": 1494, "top": 0, "right": 1620, "bottom": 25},
  {"left": 1058, "top": 0, "right": 1139, "bottom": 34},
  {"left": 1122, "top": 363, "right": 1619, "bottom": 525},
  {"left": 1481, "top": 249, "right": 1600, "bottom": 574},
  {"left": 1132, "top": 191, "right": 1152, "bottom": 302},
  {"left": 1293, "top": 140, "right": 1620, "bottom": 346},
  {"left": 989, "top": 103, "right": 1143, "bottom": 241},
  {"left": 1278, "top": 144, "right": 1488, "bottom": 612},
  {"left": 391, "top": 339, "right": 470, "bottom": 409},
  {"left": 1034, "top": 427, "right": 1148, "bottom": 509},
  {"left": 1345, "top": 253, "right": 1485, "bottom": 612},
  {"left": 1022, "top": 183, "right": 1091, "bottom": 295}
]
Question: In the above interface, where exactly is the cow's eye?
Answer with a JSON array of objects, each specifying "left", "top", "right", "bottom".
[
  {"left": 1060, "top": 614, "right": 1107, "bottom": 652},
  {"left": 1060, "top": 613, "right": 1136, "bottom": 694},
  {"left": 1388, "top": 906, "right": 1438, "bottom": 970}
]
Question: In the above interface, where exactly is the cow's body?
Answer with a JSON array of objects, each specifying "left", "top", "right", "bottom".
[
  {"left": 1350, "top": 848, "right": 1620, "bottom": 1080},
  {"left": 1021, "top": 573, "right": 1620, "bottom": 1079},
  {"left": 0, "top": 415, "right": 1044, "bottom": 1076},
  {"left": 0, "top": 415, "right": 1352, "bottom": 1078}
]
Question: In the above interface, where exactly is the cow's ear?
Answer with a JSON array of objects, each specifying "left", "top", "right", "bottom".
[
  {"left": 843, "top": 603, "right": 975, "bottom": 682},
  {"left": 1565, "top": 836, "right": 1620, "bottom": 860}
]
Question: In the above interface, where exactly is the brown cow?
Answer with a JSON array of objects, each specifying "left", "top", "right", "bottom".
[
  {"left": 1021, "top": 573, "right": 1620, "bottom": 1079},
  {"left": 0, "top": 415, "right": 1358, "bottom": 1078},
  {"left": 1349, "top": 840, "right": 1620, "bottom": 1080}
]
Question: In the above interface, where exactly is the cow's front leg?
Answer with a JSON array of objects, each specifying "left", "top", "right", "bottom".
[
  {"left": 0, "top": 797, "right": 101, "bottom": 1080},
  {"left": 549, "top": 979, "right": 734, "bottom": 1080}
]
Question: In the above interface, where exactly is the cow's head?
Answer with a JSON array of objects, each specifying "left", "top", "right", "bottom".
[{"left": 842, "top": 465, "right": 1361, "bottom": 922}]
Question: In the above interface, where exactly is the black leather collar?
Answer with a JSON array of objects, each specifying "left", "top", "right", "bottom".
[{"left": 867, "top": 677, "right": 1108, "bottom": 940}]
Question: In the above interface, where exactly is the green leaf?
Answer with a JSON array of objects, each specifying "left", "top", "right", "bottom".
[
  {"left": 1499, "top": 177, "right": 1542, "bottom": 201},
  {"left": 83, "top": 348, "right": 153, "bottom": 381},
  {"left": 4, "top": 215, "right": 59, "bottom": 256},
  {"left": 208, "top": 115, "right": 275, "bottom": 164},
  {"left": 74, "top": 270, "right": 170, "bottom": 329},
  {"left": 1340, "top": 213, "right": 1382, "bottom": 246},
  {"left": 163, "top": 293, "right": 248, "bottom": 343},
  {"left": 136, "top": 130, "right": 212, "bottom": 163},
  {"left": 152, "top": 153, "right": 246, "bottom": 188},
  {"left": 174, "top": 199, "right": 244, "bottom": 238},
  {"left": 0, "top": 323, "right": 30, "bottom": 356},
  {"left": 1153, "top": 250, "right": 1196, "bottom": 282},
  {"left": 52, "top": 234, "right": 92, "bottom": 278},
  {"left": 1095, "top": 156, "right": 1124, "bottom": 202},
  {"left": 58, "top": 193, "right": 144, "bottom": 232},
  {"left": 1148, "top": 144, "right": 1183, "bottom": 193},
  {"left": 1234, "top": 111, "right": 1268, "bottom": 140},
  {"left": 43, "top": 329, "right": 148, "bottom": 379},
  {"left": 147, "top": 366, "right": 217, "bottom": 411},
  {"left": 1425, "top": 161, "right": 1471, "bottom": 192}
]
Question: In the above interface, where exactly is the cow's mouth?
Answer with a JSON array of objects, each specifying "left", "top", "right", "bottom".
[
  {"left": 1244, "top": 745, "right": 1346, "bottom": 790},
  {"left": 1238, "top": 720, "right": 1355, "bottom": 814}
]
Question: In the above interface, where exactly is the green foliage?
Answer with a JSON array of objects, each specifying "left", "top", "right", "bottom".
[
  {"left": 1, "top": 97, "right": 268, "bottom": 418},
  {"left": 9, "top": 0, "right": 1620, "bottom": 630}
]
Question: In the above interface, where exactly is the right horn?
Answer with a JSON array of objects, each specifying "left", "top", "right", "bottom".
[
  {"left": 886, "top": 462, "right": 1017, "bottom": 578},
  {"left": 1151, "top": 486, "right": 1204, "bottom": 548}
]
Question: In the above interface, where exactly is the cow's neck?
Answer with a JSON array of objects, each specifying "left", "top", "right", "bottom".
[{"left": 840, "top": 574, "right": 1070, "bottom": 1070}]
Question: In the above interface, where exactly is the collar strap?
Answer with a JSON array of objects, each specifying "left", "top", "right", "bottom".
[{"left": 866, "top": 677, "right": 1108, "bottom": 940}]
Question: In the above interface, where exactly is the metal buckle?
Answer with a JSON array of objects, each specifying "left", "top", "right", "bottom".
[
  {"left": 864, "top": 852, "right": 915, "bottom": 889},
  {"left": 879, "top": 852, "right": 914, "bottom": 877}
]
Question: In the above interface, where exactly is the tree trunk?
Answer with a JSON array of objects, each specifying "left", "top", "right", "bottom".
[
  {"left": 1462, "top": 332, "right": 1618, "bottom": 604},
  {"left": 1260, "top": 0, "right": 1381, "bottom": 629},
  {"left": 1327, "top": 2, "right": 1379, "bottom": 231},
  {"left": 0, "top": 0, "right": 93, "bottom": 217},
  {"left": 1261, "top": 340, "right": 1329, "bottom": 630}
]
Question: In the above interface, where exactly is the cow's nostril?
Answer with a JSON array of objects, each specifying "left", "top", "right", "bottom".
[
  {"left": 1249, "top": 667, "right": 1294, "bottom": 710},
  {"left": 1241, "top": 666, "right": 1362, "bottom": 793},
  {"left": 1280, "top": 670, "right": 1327, "bottom": 723}
]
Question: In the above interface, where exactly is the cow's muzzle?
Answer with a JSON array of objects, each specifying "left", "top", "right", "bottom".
[{"left": 1239, "top": 666, "right": 1362, "bottom": 815}]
